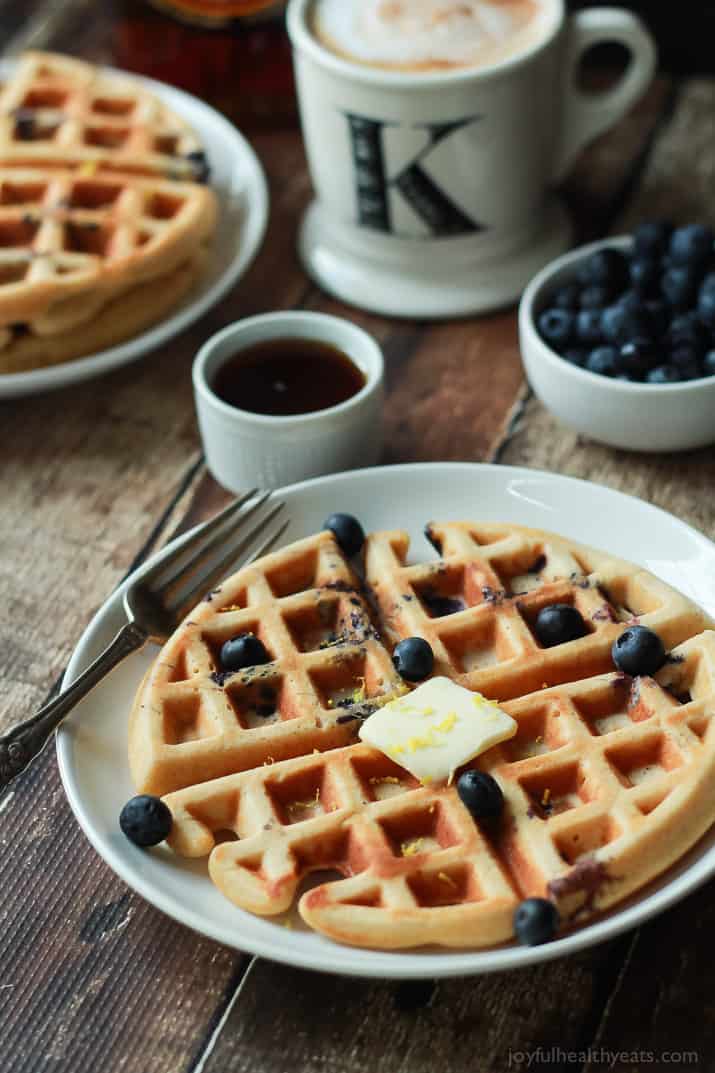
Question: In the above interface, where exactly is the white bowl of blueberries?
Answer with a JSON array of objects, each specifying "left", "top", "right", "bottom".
[{"left": 519, "top": 222, "right": 715, "bottom": 452}]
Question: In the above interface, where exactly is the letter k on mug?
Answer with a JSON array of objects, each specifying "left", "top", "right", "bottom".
[{"left": 287, "top": 0, "right": 656, "bottom": 318}]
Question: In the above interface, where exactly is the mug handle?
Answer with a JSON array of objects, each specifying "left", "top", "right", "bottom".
[{"left": 551, "top": 7, "right": 657, "bottom": 181}]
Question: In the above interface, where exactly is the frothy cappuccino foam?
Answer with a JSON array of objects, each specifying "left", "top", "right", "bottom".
[{"left": 311, "top": 0, "right": 554, "bottom": 72}]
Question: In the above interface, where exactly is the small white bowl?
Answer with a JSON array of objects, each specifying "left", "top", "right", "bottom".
[
  {"left": 193, "top": 312, "right": 384, "bottom": 491},
  {"left": 519, "top": 236, "right": 715, "bottom": 452}
]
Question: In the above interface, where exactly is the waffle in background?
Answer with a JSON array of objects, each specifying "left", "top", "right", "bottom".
[{"left": 0, "top": 51, "right": 217, "bottom": 372}]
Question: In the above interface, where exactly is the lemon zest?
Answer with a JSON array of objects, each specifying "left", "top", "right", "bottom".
[{"left": 401, "top": 838, "right": 423, "bottom": 857}]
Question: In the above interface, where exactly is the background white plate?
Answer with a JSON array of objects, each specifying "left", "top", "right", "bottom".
[
  {"left": 0, "top": 62, "right": 268, "bottom": 399},
  {"left": 57, "top": 463, "right": 715, "bottom": 978}
]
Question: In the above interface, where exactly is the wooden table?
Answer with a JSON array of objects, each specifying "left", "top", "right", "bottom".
[{"left": 2, "top": 5, "right": 715, "bottom": 1072}]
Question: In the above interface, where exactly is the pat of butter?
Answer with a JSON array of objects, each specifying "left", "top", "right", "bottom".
[{"left": 358, "top": 677, "right": 517, "bottom": 784}]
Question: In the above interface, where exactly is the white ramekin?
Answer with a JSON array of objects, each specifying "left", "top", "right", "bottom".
[
  {"left": 519, "top": 236, "right": 715, "bottom": 452},
  {"left": 192, "top": 311, "right": 385, "bottom": 491}
]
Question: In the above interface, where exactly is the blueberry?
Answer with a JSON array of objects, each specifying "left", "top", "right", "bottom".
[
  {"left": 647, "top": 364, "right": 681, "bottom": 384},
  {"left": 538, "top": 308, "right": 575, "bottom": 347},
  {"left": 579, "top": 284, "right": 613, "bottom": 310},
  {"left": 671, "top": 342, "right": 703, "bottom": 371},
  {"left": 644, "top": 299, "right": 669, "bottom": 337},
  {"left": 323, "top": 513, "right": 365, "bottom": 557},
  {"left": 668, "top": 312, "right": 709, "bottom": 352},
  {"left": 662, "top": 265, "right": 700, "bottom": 310},
  {"left": 563, "top": 347, "right": 587, "bottom": 367},
  {"left": 514, "top": 898, "right": 560, "bottom": 946},
  {"left": 120, "top": 795, "right": 173, "bottom": 847},
  {"left": 614, "top": 307, "right": 658, "bottom": 345},
  {"left": 612, "top": 625, "right": 666, "bottom": 676},
  {"left": 618, "top": 338, "right": 660, "bottom": 378},
  {"left": 698, "top": 288, "right": 715, "bottom": 329},
  {"left": 634, "top": 220, "right": 672, "bottom": 258},
  {"left": 552, "top": 283, "right": 581, "bottom": 310},
  {"left": 600, "top": 303, "right": 627, "bottom": 343},
  {"left": 580, "top": 247, "right": 629, "bottom": 291},
  {"left": 669, "top": 223, "right": 714, "bottom": 265},
  {"left": 534, "top": 604, "right": 587, "bottom": 647},
  {"left": 220, "top": 633, "right": 271, "bottom": 672},
  {"left": 703, "top": 351, "right": 715, "bottom": 377},
  {"left": 456, "top": 770, "right": 504, "bottom": 820},
  {"left": 393, "top": 637, "right": 434, "bottom": 681},
  {"left": 617, "top": 289, "right": 644, "bottom": 314},
  {"left": 586, "top": 346, "right": 618, "bottom": 377},
  {"left": 629, "top": 257, "right": 660, "bottom": 297},
  {"left": 700, "top": 272, "right": 715, "bottom": 295},
  {"left": 575, "top": 309, "right": 604, "bottom": 346}
]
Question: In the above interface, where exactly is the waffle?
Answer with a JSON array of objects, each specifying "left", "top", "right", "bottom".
[
  {"left": 0, "top": 167, "right": 216, "bottom": 336},
  {"left": 0, "top": 251, "right": 205, "bottom": 374},
  {"left": 365, "top": 521, "right": 708, "bottom": 701},
  {"left": 0, "top": 52, "right": 208, "bottom": 181},
  {"left": 131, "top": 521, "right": 715, "bottom": 949},
  {"left": 164, "top": 629, "right": 715, "bottom": 948},
  {"left": 129, "top": 530, "right": 405, "bottom": 797}
]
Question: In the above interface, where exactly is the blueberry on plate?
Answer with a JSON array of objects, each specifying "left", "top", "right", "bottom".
[
  {"left": 538, "top": 308, "right": 574, "bottom": 347},
  {"left": 323, "top": 512, "right": 365, "bottom": 557},
  {"left": 220, "top": 632, "right": 271, "bottom": 672},
  {"left": 703, "top": 351, "right": 715, "bottom": 376},
  {"left": 634, "top": 220, "right": 672, "bottom": 258},
  {"left": 514, "top": 898, "right": 560, "bottom": 946},
  {"left": 563, "top": 347, "right": 588, "bottom": 367},
  {"left": 579, "top": 247, "right": 629, "bottom": 291},
  {"left": 552, "top": 283, "right": 581, "bottom": 310},
  {"left": 456, "top": 770, "right": 504, "bottom": 820},
  {"left": 668, "top": 223, "right": 714, "bottom": 265},
  {"left": 575, "top": 309, "right": 604, "bottom": 346},
  {"left": 120, "top": 795, "right": 173, "bottom": 847},
  {"left": 661, "top": 264, "right": 700, "bottom": 310},
  {"left": 617, "top": 338, "right": 660, "bottom": 378},
  {"left": 586, "top": 346, "right": 618, "bottom": 377},
  {"left": 612, "top": 625, "right": 666, "bottom": 676},
  {"left": 393, "top": 636, "right": 434, "bottom": 681},
  {"left": 647, "top": 364, "right": 681, "bottom": 384},
  {"left": 534, "top": 604, "right": 587, "bottom": 647},
  {"left": 579, "top": 283, "right": 613, "bottom": 310}
]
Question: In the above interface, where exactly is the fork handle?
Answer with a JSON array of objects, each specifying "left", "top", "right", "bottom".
[{"left": 0, "top": 621, "right": 148, "bottom": 791}]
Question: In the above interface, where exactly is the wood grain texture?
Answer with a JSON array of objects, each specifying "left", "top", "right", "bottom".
[
  {"left": 199, "top": 939, "right": 630, "bottom": 1073},
  {"left": 0, "top": 9, "right": 698, "bottom": 1073}
]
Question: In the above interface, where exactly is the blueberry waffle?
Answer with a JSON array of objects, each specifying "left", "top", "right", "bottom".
[{"left": 130, "top": 523, "right": 715, "bottom": 949}]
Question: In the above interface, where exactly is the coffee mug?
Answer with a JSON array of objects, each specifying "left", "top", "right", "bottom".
[{"left": 287, "top": 0, "right": 657, "bottom": 318}]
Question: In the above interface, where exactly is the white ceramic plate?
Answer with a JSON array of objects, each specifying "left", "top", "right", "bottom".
[
  {"left": 57, "top": 463, "right": 715, "bottom": 978},
  {"left": 0, "top": 62, "right": 268, "bottom": 399}
]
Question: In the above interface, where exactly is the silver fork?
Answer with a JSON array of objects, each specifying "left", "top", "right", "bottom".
[{"left": 0, "top": 490, "right": 289, "bottom": 791}]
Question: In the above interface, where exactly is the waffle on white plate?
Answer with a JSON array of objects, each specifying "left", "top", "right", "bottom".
[
  {"left": 0, "top": 51, "right": 217, "bottom": 372},
  {"left": 128, "top": 520, "right": 715, "bottom": 950},
  {"left": 0, "top": 51, "right": 207, "bottom": 180}
]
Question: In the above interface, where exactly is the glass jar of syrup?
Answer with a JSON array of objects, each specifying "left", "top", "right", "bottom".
[{"left": 112, "top": 0, "right": 296, "bottom": 128}]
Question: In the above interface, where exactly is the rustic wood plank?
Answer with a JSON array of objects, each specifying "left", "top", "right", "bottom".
[
  {"left": 198, "top": 938, "right": 631, "bottom": 1073},
  {"left": 0, "top": 13, "right": 684, "bottom": 1073},
  {"left": 583, "top": 886, "right": 714, "bottom": 1072}
]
